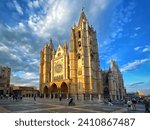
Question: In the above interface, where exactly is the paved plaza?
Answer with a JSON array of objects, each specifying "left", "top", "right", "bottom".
[{"left": 0, "top": 98, "right": 145, "bottom": 113}]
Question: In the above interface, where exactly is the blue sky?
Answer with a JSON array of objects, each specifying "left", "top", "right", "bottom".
[{"left": 0, "top": 0, "right": 150, "bottom": 94}]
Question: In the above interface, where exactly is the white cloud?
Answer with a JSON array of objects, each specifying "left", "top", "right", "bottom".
[
  {"left": 10, "top": 53, "right": 22, "bottom": 62},
  {"left": 0, "top": 42, "right": 10, "bottom": 53},
  {"left": 90, "top": 0, "right": 110, "bottom": 14},
  {"left": 18, "top": 22, "right": 25, "bottom": 30},
  {"left": 30, "top": 59, "right": 39, "bottom": 65},
  {"left": 13, "top": 0, "right": 23, "bottom": 15},
  {"left": 13, "top": 71, "right": 38, "bottom": 80},
  {"left": 121, "top": 58, "right": 150, "bottom": 72},
  {"left": 0, "top": 42, "right": 22, "bottom": 62},
  {"left": 135, "top": 27, "right": 141, "bottom": 30},
  {"left": 134, "top": 46, "right": 141, "bottom": 51},
  {"left": 6, "top": 22, "right": 26, "bottom": 32},
  {"left": 27, "top": 0, "right": 73, "bottom": 38},
  {"left": 28, "top": 0, "right": 40, "bottom": 9},
  {"left": 134, "top": 45, "right": 150, "bottom": 52},
  {"left": 142, "top": 45, "right": 150, "bottom": 52}
]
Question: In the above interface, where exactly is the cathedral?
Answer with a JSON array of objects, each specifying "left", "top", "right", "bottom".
[{"left": 39, "top": 10, "right": 126, "bottom": 101}]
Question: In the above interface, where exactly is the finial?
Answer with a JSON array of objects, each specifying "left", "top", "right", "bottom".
[
  {"left": 82, "top": 6, "right": 85, "bottom": 12},
  {"left": 50, "top": 38, "right": 52, "bottom": 43}
]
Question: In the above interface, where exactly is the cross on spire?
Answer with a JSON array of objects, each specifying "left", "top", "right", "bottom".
[{"left": 82, "top": 6, "right": 85, "bottom": 11}]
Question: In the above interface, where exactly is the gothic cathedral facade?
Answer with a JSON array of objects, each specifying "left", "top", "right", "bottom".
[{"left": 39, "top": 11, "right": 126, "bottom": 100}]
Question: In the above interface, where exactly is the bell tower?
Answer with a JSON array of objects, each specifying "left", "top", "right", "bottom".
[
  {"left": 69, "top": 10, "right": 100, "bottom": 97},
  {"left": 40, "top": 38, "right": 54, "bottom": 95}
]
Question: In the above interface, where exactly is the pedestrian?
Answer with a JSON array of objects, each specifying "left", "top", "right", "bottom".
[
  {"left": 127, "top": 99, "right": 132, "bottom": 111},
  {"left": 132, "top": 98, "right": 137, "bottom": 110},
  {"left": 108, "top": 98, "right": 113, "bottom": 106},
  {"left": 34, "top": 95, "right": 36, "bottom": 101},
  {"left": 68, "top": 97, "right": 73, "bottom": 106},
  {"left": 144, "top": 99, "right": 150, "bottom": 113}
]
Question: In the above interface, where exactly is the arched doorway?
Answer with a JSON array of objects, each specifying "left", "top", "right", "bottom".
[
  {"left": 50, "top": 83, "right": 58, "bottom": 98},
  {"left": 60, "top": 82, "right": 68, "bottom": 98},
  {"left": 44, "top": 86, "right": 49, "bottom": 98},
  {"left": 103, "top": 87, "right": 110, "bottom": 99}
]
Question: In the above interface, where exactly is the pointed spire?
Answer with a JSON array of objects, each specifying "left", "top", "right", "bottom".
[
  {"left": 78, "top": 9, "right": 87, "bottom": 26},
  {"left": 49, "top": 38, "right": 54, "bottom": 49},
  {"left": 70, "top": 28, "right": 76, "bottom": 52},
  {"left": 64, "top": 42, "right": 68, "bottom": 49}
]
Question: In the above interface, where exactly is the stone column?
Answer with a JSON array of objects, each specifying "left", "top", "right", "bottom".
[
  {"left": 75, "top": 94, "right": 78, "bottom": 101},
  {"left": 98, "top": 94, "right": 101, "bottom": 102},
  {"left": 90, "top": 94, "right": 92, "bottom": 101},
  {"left": 44, "top": 94, "right": 46, "bottom": 99}
]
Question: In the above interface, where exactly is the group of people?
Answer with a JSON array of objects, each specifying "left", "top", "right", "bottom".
[
  {"left": 127, "top": 98, "right": 150, "bottom": 112},
  {"left": 127, "top": 98, "right": 137, "bottom": 111}
]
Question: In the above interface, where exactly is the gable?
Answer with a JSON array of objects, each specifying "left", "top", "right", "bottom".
[{"left": 55, "top": 44, "right": 64, "bottom": 58}]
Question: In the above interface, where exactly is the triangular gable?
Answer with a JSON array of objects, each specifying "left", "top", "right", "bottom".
[{"left": 55, "top": 44, "right": 64, "bottom": 58}]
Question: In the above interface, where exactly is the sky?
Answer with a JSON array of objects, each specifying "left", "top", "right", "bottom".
[{"left": 0, "top": 0, "right": 150, "bottom": 95}]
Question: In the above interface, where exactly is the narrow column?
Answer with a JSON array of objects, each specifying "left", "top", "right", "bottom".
[
  {"left": 98, "top": 94, "right": 101, "bottom": 102},
  {"left": 75, "top": 94, "right": 78, "bottom": 101},
  {"left": 90, "top": 94, "right": 92, "bottom": 101}
]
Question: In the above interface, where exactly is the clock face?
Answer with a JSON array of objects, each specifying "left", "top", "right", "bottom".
[{"left": 55, "top": 63, "right": 63, "bottom": 73}]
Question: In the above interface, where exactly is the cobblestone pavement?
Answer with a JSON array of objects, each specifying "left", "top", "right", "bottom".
[{"left": 0, "top": 98, "right": 145, "bottom": 113}]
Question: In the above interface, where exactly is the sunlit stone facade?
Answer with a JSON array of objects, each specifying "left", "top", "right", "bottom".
[{"left": 39, "top": 11, "right": 126, "bottom": 100}]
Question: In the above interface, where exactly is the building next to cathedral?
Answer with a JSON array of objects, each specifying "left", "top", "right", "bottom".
[
  {"left": 0, "top": 65, "right": 11, "bottom": 95},
  {"left": 39, "top": 10, "right": 126, "bottom": 100}
]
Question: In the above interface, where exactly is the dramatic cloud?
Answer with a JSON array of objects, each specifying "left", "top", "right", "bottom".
[
  {"left": 128, "top": 82, "right": 144, "bottom": 87},
  {"left": 1, "top": 0, "right": 115, "bottom": 87},
  {"left": 13, "top": 0, "right": 23, "bottom": 15},
  {"left": 121, "top": 58, "right": 150, "bottom": 72}
]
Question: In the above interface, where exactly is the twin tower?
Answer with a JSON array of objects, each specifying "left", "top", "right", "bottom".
[{"left": 39, "top": 10, "right": 126, "bottom": 100}]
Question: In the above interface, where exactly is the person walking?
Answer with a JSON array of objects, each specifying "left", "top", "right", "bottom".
[
  {"left": 132, "top": 98, "right": 137, "bottom": 110},
  {"left": 144, "top": 99, "right": 150, "bottom": 113},
  {"left": 127, "top": 99, "right": 132, "bottom": 111},
  {"left": 68, "top": 97, "right": 74, "bottom": 106},
  {"left": 34, "top": 95, "right": 36, "bottom": 101}
]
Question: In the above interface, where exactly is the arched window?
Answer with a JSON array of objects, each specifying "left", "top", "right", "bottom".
[
  {"left": 78, "top": 41, "right": 81, "bottom": 47},
  {"left": 78, "top": 31, "right": 81, "bottom": 38},
  {"left": 78, "top": 54, "right": 81, "bottom": 59}
]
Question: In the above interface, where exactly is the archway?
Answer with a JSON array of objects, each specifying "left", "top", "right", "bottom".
[
  {"left": 50, "top": 83, "right": 58, "bottom": 98},
  {"left": 44, "top": 86, "right": 49, "bottom": 98},
  {"left": 60, "top": 82, "right": 68, "bottom": 98},
  {"left": 103, "top": 87, "right": 110, "bottom": 99}
]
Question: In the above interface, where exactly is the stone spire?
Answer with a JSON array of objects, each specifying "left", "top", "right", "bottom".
[
  {"left": 78, "top": 9, "right": 87, "bottom": 26},
  {"left": 70, "top": 28, "right": 76, "bottom": 52},
  {"left": 64, "top": 42, "right": 68, "bottom": 49},
  {"left": 49, "top": 38, "right": 54, "bottom": 49}
]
